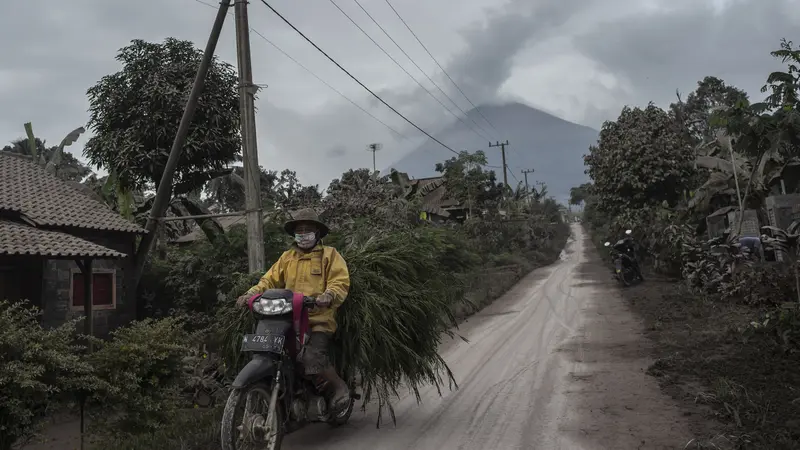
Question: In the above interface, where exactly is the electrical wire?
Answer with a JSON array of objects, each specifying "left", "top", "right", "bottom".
[
  {"left": 350, "top": 0, "right": 495, "bottom": 141},
  {"left": 326, "top": 0, "right": 491, "bottom": 142},
  {"left": 190, "top": 0, "right": 410, "bottom": 141},
  {"left": 259, "top": 0, "right": 460, "bottom": 155},
  {"left": 383, "top": 0, "right": 501, "bottom": 136}
]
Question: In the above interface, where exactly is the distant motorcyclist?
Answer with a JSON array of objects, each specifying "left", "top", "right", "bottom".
[{"left": 236, "top": 208, "right": 351, "bottom": 412}]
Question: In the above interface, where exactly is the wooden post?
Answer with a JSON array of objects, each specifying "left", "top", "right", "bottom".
[{"left": 74, "top": 258, "right": 93, "bottom": 450}]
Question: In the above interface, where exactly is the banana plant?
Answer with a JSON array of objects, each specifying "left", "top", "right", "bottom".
[
  {"left": 762, "top": 221, "right": 800, "bottom": 303},
  {"left": 23, "top": 122, "right": 86, "bottom": 177}
]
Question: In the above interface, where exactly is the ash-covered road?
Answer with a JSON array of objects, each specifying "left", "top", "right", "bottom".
[{"left": 285, "top": 225, "right": 691, "bottom": 449}]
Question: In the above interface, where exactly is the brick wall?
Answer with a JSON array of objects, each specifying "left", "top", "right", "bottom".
[{"left": 41, "top": 231, "right": 138, "bottom": 337}]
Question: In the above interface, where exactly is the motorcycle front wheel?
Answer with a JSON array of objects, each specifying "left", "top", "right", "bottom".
[{"left": 221, "top": 382, "right": 284, "bottom": 450}]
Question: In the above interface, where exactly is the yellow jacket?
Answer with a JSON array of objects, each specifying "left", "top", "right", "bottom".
[{"left": 245, "top": 244, "right": 350, "bottom": 333}]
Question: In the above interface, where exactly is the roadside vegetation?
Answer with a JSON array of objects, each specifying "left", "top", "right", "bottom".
[{"left": 575, "top": 38, "right": 800, "bottom": 449}]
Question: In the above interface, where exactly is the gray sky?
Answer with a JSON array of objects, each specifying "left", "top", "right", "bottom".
[{"left": 1, "top": 0, "right": 798, "bottom": 188}]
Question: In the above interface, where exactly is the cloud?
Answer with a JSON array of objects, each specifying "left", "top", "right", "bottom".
[{"left": 1, "top": 0, "right": 798, "bottom": 189}]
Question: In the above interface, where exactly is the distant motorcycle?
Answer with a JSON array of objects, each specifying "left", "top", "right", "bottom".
[{"left": 604, "top": 229, "right": 643, "bottom": 286}]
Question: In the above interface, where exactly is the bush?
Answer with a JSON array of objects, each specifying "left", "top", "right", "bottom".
[
  {"left": 0, "top": 301, "right": 100, "bottom": 450},
  {"left": 88, "top": 317, "right": 194, "bottom": 439}
]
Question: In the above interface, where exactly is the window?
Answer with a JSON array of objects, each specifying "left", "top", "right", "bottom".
[{"left": 71, "top": 270, "right": 116, "bottom": 309}]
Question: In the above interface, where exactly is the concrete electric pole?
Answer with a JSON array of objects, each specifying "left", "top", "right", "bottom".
[
  {"left": 234, "top": 0, "right": 265, "bottom": 272},
  {"left": 489, "top": 140, "right": 510, "bottom": 187},
  {"left": 521, "top": 168, "right": 534, "bottom": 192},
  {"left": 367, "top": 142, "right": 382, "bottom": 172}
]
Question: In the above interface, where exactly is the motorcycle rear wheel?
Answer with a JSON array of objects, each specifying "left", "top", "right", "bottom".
[
  {"left": 221, "top": 382, "right": 284, "bottom": 450},
  {"left": 621, "top": 267, "right": 636, "bottom": 286},
  {"left": 327, "top": 393, "right": 355, "bottom": 427}
]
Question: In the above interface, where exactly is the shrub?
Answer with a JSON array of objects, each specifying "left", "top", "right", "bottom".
[
  {"left": 0, "top": 301, "right": 100, "bottom": 450},
  {"left": 88, "top": 317, "right": 193, "bottom": 439}
]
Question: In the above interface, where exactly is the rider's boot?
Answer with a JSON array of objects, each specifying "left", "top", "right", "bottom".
[{"left": 319, "top": 366, "right": 350, "bottom": 413}]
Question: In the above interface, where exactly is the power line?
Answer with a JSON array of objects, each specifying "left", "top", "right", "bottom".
[
  {"left": 190, "top": 0, "right": 410, "bottom": 141},
  {"left": 383, "top": 0, "right": 501, "bottom": 136},
  {"left": 326, "top": 0, "right": 491, "bottom": 142},
  {"left": 259, "top": 0, "right": 459, "bottom": 155},
  {"left": 350, "top": 0, "right": 495, "bottom": 141}
]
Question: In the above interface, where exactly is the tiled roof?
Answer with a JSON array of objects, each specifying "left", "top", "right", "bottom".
[
  {"left": 0, "top": 220, "right": 126, "bottom": 258},
  {"left": 0, "top": 152, "right": 143, "bottom": 233}
]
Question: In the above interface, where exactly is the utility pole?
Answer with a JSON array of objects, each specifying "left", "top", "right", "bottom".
[
  {"left": 367, "top": 143, "right": 382, "bottom": 172},
  {"left": 489, "top": 140, "right": 510, "bottom": 187},
  {"left": 521, "top": 168, "right": 534, "bottom": 192},
  {"left": 133, "top": 0, "right": 231, "bottom": 285},
  {"left": 234, "top": 0, "right": 265, "bottom": 272}
]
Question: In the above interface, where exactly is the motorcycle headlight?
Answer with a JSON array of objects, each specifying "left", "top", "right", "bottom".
[{"left": 252, "top": 298, "right": 293, "bottom": 315}]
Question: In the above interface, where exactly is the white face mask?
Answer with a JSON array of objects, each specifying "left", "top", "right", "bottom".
[{"left": 294, "top": 232, "right": 316, "bottom": 249}]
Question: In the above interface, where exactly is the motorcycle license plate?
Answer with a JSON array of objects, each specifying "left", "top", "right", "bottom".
[{"left": 241, "top": 333, "right": 285, "bottom": 353}]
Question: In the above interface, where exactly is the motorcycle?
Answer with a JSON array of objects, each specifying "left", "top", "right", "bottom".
[
  {"left": 604, "top": 229, "right": 643, "bottom": 287},
  {"left": 220, "top": 289, "right": 359, "bottom": 450}
]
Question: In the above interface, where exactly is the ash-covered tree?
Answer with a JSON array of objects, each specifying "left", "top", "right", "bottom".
[
  {"left": 584, "top": 103, "right": 695, "bottom": 217},
  {"left": 435, "top": 150, "right": 504, "bottom": 215},
  {"left": 671, "top": 76, "right": 749, "bottom": 142},
  {"left": 84, "top": 38, "right": 241, "bottom": 195},
  {"left": 323, "top": 168, "right": 407, "bottom": 230},
  {"left": 205, "top": 167, "right": 321, "bottom": 212},
  {"left": 569, "top": 183, "right": 591, "bottom": 207}
]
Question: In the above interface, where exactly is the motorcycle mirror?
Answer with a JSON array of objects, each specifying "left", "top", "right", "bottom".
[
  {"left": 625, "top": 229, "right": 632, "bottom": 235},
  {"left": 604, "top": 242, "right": 610, "bottom": 247}
]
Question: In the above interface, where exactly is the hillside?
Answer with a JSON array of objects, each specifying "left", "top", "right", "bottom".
[{"left": 387, "top": 102, "right": 599, "bottom": 202}]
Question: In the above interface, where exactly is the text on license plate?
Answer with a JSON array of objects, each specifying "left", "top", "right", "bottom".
[{"left": 241, "top": 333, "right": 285, "bottom": 353}]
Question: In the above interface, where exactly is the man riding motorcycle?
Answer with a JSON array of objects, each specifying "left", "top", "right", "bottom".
[{"left": 236, "top": 208, "right": 351, "bottom": 413}]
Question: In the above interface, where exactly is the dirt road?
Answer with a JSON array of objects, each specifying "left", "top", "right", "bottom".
[{"left": 284, "top": 225, "right": 692, "bottom": 449}]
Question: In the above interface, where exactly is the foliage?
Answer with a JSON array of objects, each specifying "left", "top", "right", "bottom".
[
  {"left": 84, "top": 38, "right": 241, "bottom": 195},
  {"left": 0, "top": 301, "right": 101, "bottom": 450},
  {"left": 1, "top": 127, "right": 92, "bottom": 183},
  {"left": 205, "top": 167, "right": 321, "bottom": 213},
  {"left": 584, "top": 103, "right": 696, "bottom": 217},
  {"left": 435, "top": 150, "right": 504, "bottom": 215},
  {"left": 87, "top": 317, "right": 193, "bottom": 438},
  {"left": 569, "top": 183, "right": 591, "bottom": 206},
  {"left": 323, "top": 168, "right": 411, "bottom": 231},
  {"left": 139, "top": 221, "right": 289, "bottom": 326},
  {"left": 671, "top": 76, "right": 749, "bottom": 142}
]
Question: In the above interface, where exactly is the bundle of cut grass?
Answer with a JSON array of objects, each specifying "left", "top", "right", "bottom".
[
  {"left": 216, "top": 226, "right": 478, "bottom": 425},
  {"left": 332, "top": 226, "right": 477, "bottom": 424}
]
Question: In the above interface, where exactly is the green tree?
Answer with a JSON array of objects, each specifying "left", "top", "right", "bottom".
[
  {"left": 584, "top": 104, "right": 695, "bottom": 217},
  {"left": 84, "top": 38, "right": 241, "bottom": 195}
]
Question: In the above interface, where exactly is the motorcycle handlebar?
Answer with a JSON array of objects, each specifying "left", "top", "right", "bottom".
[{"left": 302, "top": 296, "right": 317, "bottom": 308}]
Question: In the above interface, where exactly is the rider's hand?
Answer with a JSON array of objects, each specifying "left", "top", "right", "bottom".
[
  {"left": 316, "top": 292, "right": 333, "bottom": 308},
  {"left": 236, "top": 294, "right": 251, "bottom": 308}
]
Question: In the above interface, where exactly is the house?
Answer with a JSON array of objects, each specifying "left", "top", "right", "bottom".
[{"left": 0, "top": 152, "right": 144, "bottom": 336}]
